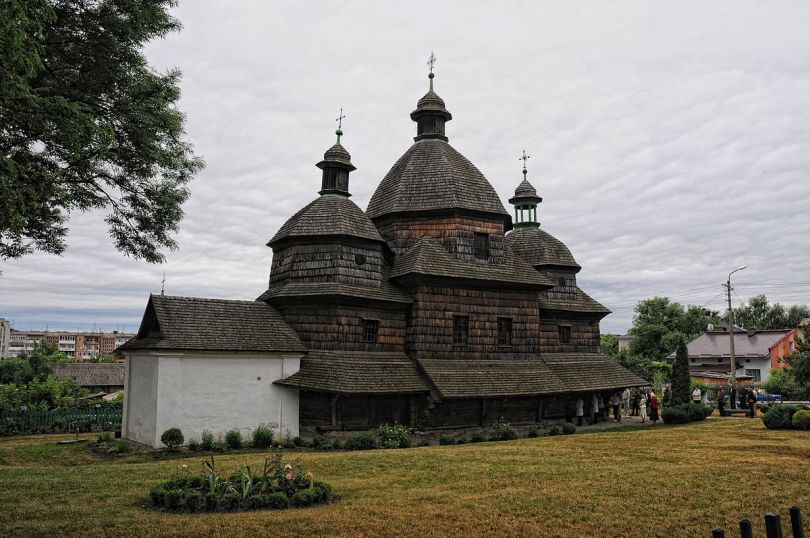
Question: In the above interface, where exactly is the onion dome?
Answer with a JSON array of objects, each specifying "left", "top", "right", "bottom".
[
  {"left": 317, "top": 128, "right": 356, "bottom": 197},
  {"left": 367, "top": 71, "right": 509, "bottom": 224},
  {"left": 505, "top": 227, "right": 580, "bottom": 271}
]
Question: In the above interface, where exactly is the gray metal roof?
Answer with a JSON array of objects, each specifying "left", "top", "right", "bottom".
[{"left": 675, "top": 330, "right": 792, "bottom": 359}]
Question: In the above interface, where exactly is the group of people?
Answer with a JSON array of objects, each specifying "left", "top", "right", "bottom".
[
  {"left": 574, "top": 387, "right": 663, "bottom": 426},
  {"left": 715, "top": 385, "right": 758, "bottom": 418}
]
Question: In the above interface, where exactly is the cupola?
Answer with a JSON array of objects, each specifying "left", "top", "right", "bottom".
[
  {"left": 410, "top": 57, "right": 452, "bottom": 142},
  {"left": 508, "top": 152, "right": 542, "bottom": 229},
  {"left": 317, "top": 121, "right": 356, "bottom": 196}
]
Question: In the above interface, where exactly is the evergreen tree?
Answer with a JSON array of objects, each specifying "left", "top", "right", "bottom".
[{"left": 670, "top": 335, "right": 691, "bottom": 406}]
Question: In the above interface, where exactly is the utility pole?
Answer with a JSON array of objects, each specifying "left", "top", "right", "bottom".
[{"left": 725, "top": 265, "right": 747, "bottom": 387}]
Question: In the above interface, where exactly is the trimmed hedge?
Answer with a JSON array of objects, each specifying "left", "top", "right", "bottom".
[
  {"left": 792, "top": 410, "right": 810, "bottom": 431},
  {"left": 762, "top": 405, "right": 803, "bottom": 430},
  {"left": 661, "top": 403, "right": 712, "bottom": 425}
]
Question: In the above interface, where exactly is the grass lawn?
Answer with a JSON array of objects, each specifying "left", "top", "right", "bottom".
[{"left": 0, "top": 418, "right": 808, "bottom": 537}]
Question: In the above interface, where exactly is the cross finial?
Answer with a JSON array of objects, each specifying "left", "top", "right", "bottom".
[
  {"left": 335, "top": 107, "right": 346, "bottom": 143},
  {"left": 519, "top": 150, "right": 531, "bottom": 179},
  {"left": 427, "top": 52, "right": 437, "bottom": 90},
  {"left": 161, "top": 270, "right": 165, "bottom": 296}
]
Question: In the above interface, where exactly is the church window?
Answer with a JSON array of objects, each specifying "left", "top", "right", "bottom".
[
  {"left": 453, "top": 315, "right": 469, "bottom": 346},
  {"left": 322, "top": 168, "right": 338, "bottom": 190},
  {"left": 473, "top": 233, "right": 489, "bottom": 259},
  {"left": 497, "top": 317, "right": 513, "bottom": 347},
  {"left": 355, "top": 253, "right": 366, "bottom": 265},
  {"left": 362, "top": 319, "right": 379, "bottom": 343},
  {"left": 559, "top": 325, "right": 571, "bottom": 344}
]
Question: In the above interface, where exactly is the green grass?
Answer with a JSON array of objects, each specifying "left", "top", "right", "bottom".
[{"left": 0, "top": 419, "right": 808, "bottom": 537}]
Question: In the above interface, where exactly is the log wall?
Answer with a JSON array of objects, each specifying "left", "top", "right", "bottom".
[
  {"left": 538, "top": 317, "right": 600, "bottom": 353},
  {"left": 279, "top": 304, "right": 407, "bottom": 351},
  {"left": 299, "top": 391, "right": 416, "bottom": 432},
  {"left": 270, "top": 242, "right": 385, "bottom": 288}
]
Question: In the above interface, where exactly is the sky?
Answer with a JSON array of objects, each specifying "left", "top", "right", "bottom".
[{"left": 2, "top": 1, "right": 810, "bottom": 335}]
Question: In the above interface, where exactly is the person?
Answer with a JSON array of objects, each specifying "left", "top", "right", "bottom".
[
  {"left": 739, "top": 388, "right": 747, "bottom": 410},
  {"left": 610, "top": 393, "right": 621, "bottom": 422},
  {"left": 650, "top": 391, "right": 659, "bottom": 423},
  {"left": 716, "top": 387, "right": 726, "bottom": 417},
  {"left": 622, "top": 387, "right": 631, "bottom": 416},
  {"left": 645, "top": 388, "right": 652, "bottom": 417},
  {"left": 632, "top": 389, "right": 641, "bottom": 416},
  {"left": 576, "top": 397, "right": 584, "bottom": 426},
  {"left": 639, "top": 392, "right": 648, "bottom": 423},
  {"left": 747, "top": 388, "right": 757, "bottom": 418},
  {"left": 692, "top": 386, "right": 702, "bottom": 404},
  {"left": 598, "top": 394, "right": 606, "bottom": 421},
  {"left": 730, "top": 385, "right": 737, "bottom": 409},
  {"left": 591, "top": 393, "right": 599, "bottom": 424},
  {"left": 663, "top": 386, "right": 671, "bottom": 408}
]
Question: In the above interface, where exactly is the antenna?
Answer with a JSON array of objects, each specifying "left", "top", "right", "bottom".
[{"left": 161, "top": 270, "right": 166, "bottom": 296}]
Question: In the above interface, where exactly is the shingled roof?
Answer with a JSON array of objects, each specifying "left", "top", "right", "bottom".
[
  {"left": 505, "top": 227, "right": 581, "bottom": 270},
  {"left": 390, "top": 236, "right": 553, "bottom": 288},
  {"left": 543, "top": 353, "right": 647, "bottom": 391},
  {"left": 275, "top": 351, "right": 429, "bottom": 394},
  {"left": 51, "top": 363, "right": 124, "bottom": 387},
  {"left": 118, "top": 295, "right": 304, "bottom": 353},
  {"left": 256, "top": 280, "right": 412, "bottom": 305},
  {"left": 540, "top": 288, "right": 611, "bottom": 315},
  {"left": 417, "top": 358, "right": 565, "bottom": 398},
  {"left": 268, "top": 194, "right": 383, "bottom": 247},
  {"left": 366, "top": 140, "right": 510, "bottom": 221}
]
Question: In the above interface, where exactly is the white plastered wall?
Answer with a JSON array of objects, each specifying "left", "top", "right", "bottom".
[{"left": 123, "top": 352, "right": 301, "bottom": 448}]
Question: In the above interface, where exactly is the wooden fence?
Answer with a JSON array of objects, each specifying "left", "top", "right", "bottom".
[
  {"left": 712, "top": 506, "right": 804, "bottom": 538},
  {"left": 0, "top": 406, "right": 122, "bottom": 435}
]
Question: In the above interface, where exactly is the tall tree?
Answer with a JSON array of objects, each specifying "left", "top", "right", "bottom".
[
  {"left": 0, "top": 0, "right": 203, "bottom": 263},
  {"left": 732, "top": 295, "right": 810, "bottom": 330},
  {"left": 628, "top": 297, "right": 721, "bottom": 361},
  {"left": 600, "top": 333, "right": 619, "bottom": 357},
  {"left": 670, "top": 336, "right": 691, "bottom": 406}
]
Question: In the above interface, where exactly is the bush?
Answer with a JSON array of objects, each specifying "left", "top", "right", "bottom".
[
  {"left": 331, "top": 438, "right": 343, "bottom": 451},
  {"left": 187, "top": 438, "right": 200, "bottom": 452},
  {"left": 313, "top": 480, "right": 332, "bottom": 501},
  {"left": 455, "top": 436, "right": 469, "bottom": 444},
  {"left": 562, "top": 423, "right": 576, "bottom": 435},
  {"left": 225, "top": 429, "right": 243, "bottom": 450},
  {"left": 204, "top": 493, "right": 218, "bottom": 511},
  {"left": 344, "top": 432, "right": 377, "bottom": 450},
  {"left": 548, "top": 425, "right": 562, "bottom": 436},
  {"left": 184, "top": 491, "right": 201, "bottom": 512},
  {"left": 165, "top": 489, "right": 184, "bottom": 509},
  {"left": 266, "top": 491, "right": 290, "bottom": 509},
  {"left": 113, "top": 440, "right": 130, "bottom": 454},
  {"left": 291, "top": 488, "right": 321, "bottom": 508},
  {"left": 311, "top": 437, "right": 331, "bottom": 450},
  {"left": 417, "top": 439, "right": 431, "bottom": 447},
  {"left": 526, "top": 428, "right": 541, "bottom": 438},
  {"left": 292, "top": 436, "right": 305, "bottom": 447},
  {"left": 160, "top": 428, "right": 184, "bottom": 452},
  {"left": 470, "top": 431, "right": 487, "bottom": 443},
  {"left": 222, "top": 493, "right": 240, "bottom": 511},
  {"left": 280, "top": 437, "right": 296, "bottom": 449},
  {"left": 763, "top": 405, "right": 802, "bottom": 430},
  {"left": 149, "top": 486, "right": 167, "bottom": 507},
  {"left": 200, "top": 429, "right": 214, "bottom": 451},
  {"left": 662, "top": 406, "right": 687, "bottom": 424},
  {"left": 792, "top": 410, "right": 810, "bottom": 430},
  {"left": 490, "top": 420, "right": 518, "bottom": 441},
  {"left": 252, "top": 425, "right": 274, "bottom": 448},
  {"left": 439, "top": 434, "right": 456, "bottom": 445},
  {"left": 378, "top": 423, "right": 412, "bottom": 449},
  {"left": 662, "top": 403, "right": 712, "bottom": 425}
]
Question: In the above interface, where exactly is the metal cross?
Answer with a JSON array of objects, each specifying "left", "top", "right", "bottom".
[
  {"left": 427, "top": 52, "right": 437, "bottom": 74},
  {"left": 336, "top": 107, "right": 346, "bottom": 130},
  {"left": 519, "top": 150, "right": 531, "bottom": 178}
]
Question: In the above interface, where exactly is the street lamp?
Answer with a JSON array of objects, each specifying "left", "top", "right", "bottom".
[{"left": 726, "top": 265, "right": 747, "bottom": 387}]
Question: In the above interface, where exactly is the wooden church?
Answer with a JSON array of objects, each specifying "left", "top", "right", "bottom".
[{"left": 119, "top": 70, "right": 645, "bottom": 446}]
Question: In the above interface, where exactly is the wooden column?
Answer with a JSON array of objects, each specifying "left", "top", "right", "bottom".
[{"left": 330, "top": 394, "right": 341, "bottom": 428}]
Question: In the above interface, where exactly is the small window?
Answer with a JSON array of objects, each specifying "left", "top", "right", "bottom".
[
  {"left": 497, "top": 317, "right": 513, "bottom": 347},
  {"left": 322, "top": 169, "right": 337, "bottom": 190},
  {"left": 355, "top": 253, "right": 366, "bottom": 266},
  {"left": 558, "top": 277, "right": 566, "bottom": 287},
  {"left": 745, "top": 369, "right": 761, "bottom": 382},
  {"left": 473, "top": 233, "right": 489, "bottom": 259},
  {"left": 559, "top": 325, "right": 571, "bottom": 344},
  {"left": 453, "top": 315, "right": 469, "bottom": 346},
  {"left": 362, "top": 319, "right": 379, "bottom": 343}
]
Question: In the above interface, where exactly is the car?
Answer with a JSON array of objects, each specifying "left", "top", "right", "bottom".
[{"left": 754, "top": 389, "right": 781, "bottom": 402}]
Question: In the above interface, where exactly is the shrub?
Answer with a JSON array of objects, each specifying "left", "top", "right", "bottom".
[
  {"left": 184, "top": 491, "right": 201, "bottom": 512},
  {"left": 252, "top": 425, "right": 274, "bottom": 448},
  {"left": 266, "top": 491, "right": 290, "bottom": 509},
  {"left": 247, "top": 495, "right": 266, "bottom": 509},
  {"left": 792, "top": 410, "right": 810, "bottom": 430},
  {"left": 344, "top": 432, "right": 377, "bottom": 450},
  {"left": 662, "top": 403, "right": 712, "bottom": 425},
  {"left": 204, "top": 493, "right": 218, "bottom": 511},
  {"left": 113, "top": 440, "right": 130, "bottom": 454},
  {"left": 97, "top": 432, "right": 113, "bottom": 444},
  {"left": 161, "top": 428, "right": 184, "bottom": 452},
  {"left": 439, "top": 434, "right": 456, "bottom": 445},
  {"left": 187, "top": 438, "right": 200, "bottom": 452},
  {"left": 455, "top": 436, "right": 469, "bottom": 444},
  {"left": 661, "top": 406, "right": 687, "bottom": 424},
  {"left": 416, "top": 439, "right": 431, "bottom": 447},
  {"left": 470, "top": 431, "right": 487, "bottom": 443},
  {"left": 763, "top": 405, "right": 802, "bottom": 430},
  {"left": 331, "top": 438, "right": 343, "bottom": 451},
  {"left": 526, "top": 428, "right": 541, "bottom": 438},
  {"left": 222, "top": 493, "right": 240, "bottom": 511},
  {"left": 225, "top": 429, "right": 243, "bottom": 450},
  {"left": 281, "top": 437, "right": 296, "bottom": 449},
  {"left": 165, "top": 489, "right": 184, "bottom": 509},
  {"left": 200, "top": 429, "right": 214, "bottom": 451},
  {"left": 311, "top": 437, "right": 331, "bottom": 450},
  {"left": 313, "top": 480, "right": 332, "bottom": 501},
  {"left": 378, "top": 423, "right": 412, "bottom": 449},
  {"left": 291, "top": 488, "right": 321, "bottom": 508},
  {"left": 292, "top": 436, "right": 305, "bottom": 447},
  {"left": 149, "top": 486, "right": 167, "bottom": 507},
  {"left": 548, "top": 425, "right": 562, "bottom": 436},
  {"left": 490, "top": 420, "right": 518, "bottom": 441},
  {"left": 562, "top": 423, "right": 576, "bottom": 435}
]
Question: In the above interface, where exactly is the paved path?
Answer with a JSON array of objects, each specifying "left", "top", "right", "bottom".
[{"left": 572, "top": 413, "right": 659, "bottom": 432}]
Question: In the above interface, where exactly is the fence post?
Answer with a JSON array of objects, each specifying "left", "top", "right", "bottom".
[
  {"left": 740, "top": 519, "right": 754, "bottom": 538},
  {"left": 791, "top": 506, "right": 805, "bottom": 538},
  {"left": 764, "top": 512, "right": 783, "bottom": 538}
]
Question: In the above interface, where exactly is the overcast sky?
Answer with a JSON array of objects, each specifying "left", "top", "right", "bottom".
[{"left": 2, "top": 1, "right": 810, "bottom": 335}]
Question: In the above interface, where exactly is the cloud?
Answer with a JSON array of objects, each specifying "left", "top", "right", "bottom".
[{"left": 2, "top": 1, "right": 810, "bottom": 335}]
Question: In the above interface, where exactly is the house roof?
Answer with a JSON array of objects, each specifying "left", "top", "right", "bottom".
[
  {"left": 542, "top": 353, "right": 648, "bottom": 392},
  {"left": 275, "top": 351, "right": 430, "bottom": 394},
  {"left": 417, "top": 358, "right": 564, "bottom": 398},
  {"left": 366, "top": 140, "right": 510, "bottom": 221},
  {"left": 256, "top": 280, "right": 412, "bottom": 305},
  {"left": 539, "top": 288, "right": 611, "bottom": 315},
  {"left": 390, "top": 236, "right": 553, "bottom": 289},
  {"left": 671, "top": 330, "right": 793, "bottom": 360},
  {"left": 268, "top": 194, "right": 383, "bottom": 247},
  {"left": 505, "top": 227, "right": 581, "bottom": 270},
  {"left": 118, "top": 295, "right": 304, "bottom": 353},
  {"left": 51, "top": 363, "right": 124, "bottom": 387}
]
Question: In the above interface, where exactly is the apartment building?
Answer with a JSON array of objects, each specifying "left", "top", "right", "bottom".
[{"left": 5, "top": 329, "right": 133, "bottom": 362}]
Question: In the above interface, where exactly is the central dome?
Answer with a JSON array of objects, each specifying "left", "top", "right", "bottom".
[{"left": 366, "top": 140, "right": 510, "bottom": 221}]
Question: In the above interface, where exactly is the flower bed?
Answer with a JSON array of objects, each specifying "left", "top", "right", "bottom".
[{"left": 148, "top": 453, "right": 332, "bottom": 512}]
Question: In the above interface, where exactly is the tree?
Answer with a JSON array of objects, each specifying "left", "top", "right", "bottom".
[
  {"left": 670, "top": 336, "right": 691, "bottom": 406},
  {"left": 628, "top": 297, "right": 721, "bottom": 361},
  {"left": 732, "top": 295, "right": 810, "bottom": 330},
  {"left": 600, "top": 333, "right": 619, "bottom": 357},
  {"left": 1, "top": 0, "right": 203, "bottom": 263}
]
